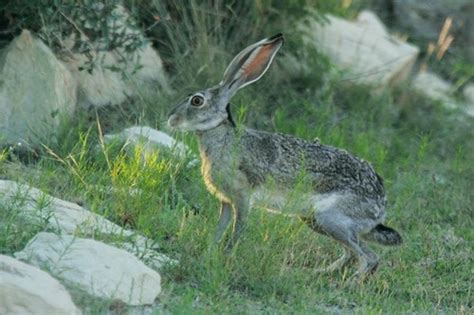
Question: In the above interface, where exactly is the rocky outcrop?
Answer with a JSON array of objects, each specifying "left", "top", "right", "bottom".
[
  {"left": 62, "top": 5, "right": 171, "bottom": 108},
  {"left": 0, "top": 30, "right": 76, "bottom": 147},
  {"left": 15, "top": 232, "right": 162, "bottom": 306},
  {"left": 300, "top": 10, "right": 419, "bottom": 88},
  {"left": 0, "top": 255, "right": 80, "bottom": 315}
]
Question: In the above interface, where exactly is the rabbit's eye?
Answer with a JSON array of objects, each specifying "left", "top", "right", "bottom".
[{"left": 190, "top": 95, "right": 205, "bottom": 107}]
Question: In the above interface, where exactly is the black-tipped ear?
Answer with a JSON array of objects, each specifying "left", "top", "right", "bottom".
[
  {"left": 225, "top": 103, "right": 236, "bottom": 127},
  {"left": 267, "top": 33, "right": 283, "bottom": 41},
  {"left": 220, "top": 34, "right": 284, "bottom": 92}
]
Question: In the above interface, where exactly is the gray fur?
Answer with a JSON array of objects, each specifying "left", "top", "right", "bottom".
[{"left": 168, "top": 34, "right": 401, "bottom": 280}]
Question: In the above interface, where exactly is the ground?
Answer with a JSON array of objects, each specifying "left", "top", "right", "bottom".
[{"left": 1, "top": 80, "right": 472, "bottom": 313}]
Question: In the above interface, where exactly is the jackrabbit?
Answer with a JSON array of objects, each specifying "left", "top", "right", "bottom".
[{"left": 168, "top": 33, "right": 402, "bottom": 278}]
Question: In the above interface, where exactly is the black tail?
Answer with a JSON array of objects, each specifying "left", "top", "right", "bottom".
[{"left": 365, "top": 224, "right": 402, "bottom": 246}]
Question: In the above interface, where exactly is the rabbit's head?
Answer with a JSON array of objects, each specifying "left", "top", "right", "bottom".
[{"left": 168, "top": 33, "right": 284, "bottom": 131}]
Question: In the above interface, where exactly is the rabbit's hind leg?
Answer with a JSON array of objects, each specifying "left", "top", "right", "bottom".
[
  {"left": 314, "top": 247, "right": 356, "bottom": 273},
  {"left": 313, "top": 209, "right": 379, "bottom": 279},
  {"left": 302, "top": 215, "right": 355, "bottom": 272}
]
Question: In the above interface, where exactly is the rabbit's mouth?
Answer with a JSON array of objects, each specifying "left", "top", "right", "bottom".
[
  {"left": 167, "top": 114, "right": 183, "bottom": 129},
  {"left": 167, "top": 114, "right": 198, "bottom": 131}
]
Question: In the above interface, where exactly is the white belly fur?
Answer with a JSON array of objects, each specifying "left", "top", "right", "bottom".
[{"left": 250, "top": 187, "right": 343, "bottom": 217}]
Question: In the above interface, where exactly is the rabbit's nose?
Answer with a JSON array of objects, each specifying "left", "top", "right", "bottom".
[{"left": 168, "top": 114, "right": 181, "bottom": 128}]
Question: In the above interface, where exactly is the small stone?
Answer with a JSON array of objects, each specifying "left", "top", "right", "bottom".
[
  {"left": 104, "top": 126, "right": 198, "bottom": 167},
  {"left": 104, "top": 126, "right": 188, "bottom": 156}
]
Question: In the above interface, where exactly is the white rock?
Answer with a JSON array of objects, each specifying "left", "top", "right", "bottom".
[
  {"left": 0, "top": 180, "right": 133, "bottom": 236},
  {"left": 118, "top": 242, "right": 178, "bottom": 270},
  {"left": 104, "top": 126, "right": 198, "bottom": 168},
  {"left": 0, "top": 30, "right": 76, "bottom": 146},
  {"left": 413, "top": 71, "right": 457, "bottom": 108},
  {"left": 104, "top": 126, "right": 188, "bottom": 157},
  {"left": 0, "top": 255, "right": 80, "bottom": 315},
  {"left": 462, "top": 84, "right": 474, "bottom": 117},
  {"left": 62, "top": 5, "right": 170, "bottom": 108},
  {"left": 464, "top": 106, "right": 474, "bottom": 117},
  {"left": 413, "top": 71, "right": 474, "bottom": 117},
  {"left": 463, "top": 84, "right": 474, "bottom": 104},
  {"left": 15, "top": 232, "right": 161, "bottom": 306},
  {"left": 357, "top": 10, "right": 388, "bottom": 36},
  {"left": 300, "top": 10, "right": 419, "bottom": 87},
  {"left": 0, "top": 180, "right": 174, "bottom": 264}
]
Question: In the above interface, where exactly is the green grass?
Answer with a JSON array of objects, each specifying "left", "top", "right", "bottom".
[
  {"left": 2, "top": 78, "right": 472, "bottom": 313},
  {"left": 1, "top": 1, "right": 473, "bottom": 314}
]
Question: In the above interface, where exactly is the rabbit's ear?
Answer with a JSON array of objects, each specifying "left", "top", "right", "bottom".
[{"left": 220, "top": 33, "right": 283, "bottom": 92}]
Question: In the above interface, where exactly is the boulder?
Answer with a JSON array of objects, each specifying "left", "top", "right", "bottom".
[
  {"left": 0, "top": 30, "right": 76, "bottom": 147},
  {"left": 62, "top": 5, "right": 170, "bottom": 108},
  {"left": 300, "top": 10, "right": 419, "bottom": 87},
  {"left": 15, "top": 232, "right": 162, "bottom": 306},
  {"left": 0, "top": 255, "right": 80, "bottom": 315}
]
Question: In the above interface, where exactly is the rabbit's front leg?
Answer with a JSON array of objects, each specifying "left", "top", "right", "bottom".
[
  {"left": 215, "top": 202, "right": 233, "bottom": 243},
  {"left": 227, "top": 193, "right": 250, "bottom": 250}
]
